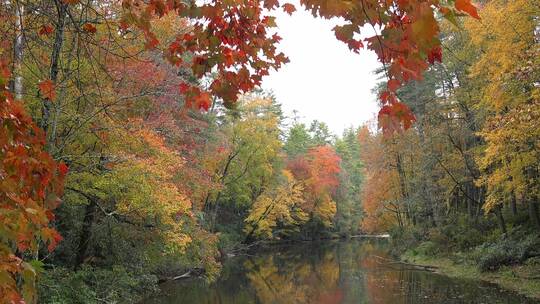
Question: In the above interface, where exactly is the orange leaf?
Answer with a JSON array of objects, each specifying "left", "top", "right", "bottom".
[
  {"left": 38, "top": 24, "right": 54, "bottom": 36},
  {"left": 282, "top": 3, "right": 296, "bottom": 15},
  {"left": 38, "top": 80, "right": 56, "bottom": 101},
  {"left": 179, "top": 83, "right": 190, "bottom": 94},
  {"left": 82, "top": 23, "right": 97, "bottom": 34},
  {"left": 455, "top": 0, "right": 480, "bottom": 19},
  {"left": 42, "top": 227, "right": 63, "bottom": 251},
  {"left": 145, "top": 34, "right": 159, "bottom": 50},
  {"left": 263, "top": 0, "right": 279, "bottom": 9},
  {"left": 387, "top": 79, "right": 401, "bottom": 92},
  {"left": 195, "top": 92, "right": 211, "bottom": 111},
  {"left": 58, "top": 162, "right": 69, "bottom": 176}
]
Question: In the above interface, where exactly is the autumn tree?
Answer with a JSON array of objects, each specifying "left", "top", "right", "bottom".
[
  {"left": 468, "top": 0, "right": 540, "bottom": 229},
  {"left": 358, "top": 1, "right": 540, "bottom": 278},
  {"left": 244, "top": 170, "right": 308, "bottom": 241},
  {"left": 1, "top": 48, "right": 66, "bottom": 303},
  {"left": 286, "top": 145, "right": 341, "bottom": 236},
  {"left": 358, "top": 126, "right": 402, "bottom": 232},
  {"left": 203, "top": 96, "right": 283, "bottom": 236}
]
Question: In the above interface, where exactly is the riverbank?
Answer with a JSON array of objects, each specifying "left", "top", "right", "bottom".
[{"left": 401, "top": 252, "right": 540, "bottom": 300}]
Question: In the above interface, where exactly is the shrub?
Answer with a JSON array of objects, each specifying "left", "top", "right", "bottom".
[
  {"left": 38, "top": 266, "right": 158, "bottom": 304},
  {"left": 470, "top": 233, "right": 540, "bottom": 272},
  {"left": 389, "top": 226, "right": 426, "bottom": 256},
  {"left": 436, "top": 217, "right": 491, "bottom": 251},
  {"left": 413, "top": 241, "right": 440, "bottom": 256}
]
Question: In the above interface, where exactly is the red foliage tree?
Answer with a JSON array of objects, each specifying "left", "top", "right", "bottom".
[
  {"left": 306, "top": 146, "right": 341, "bottom": 196},
  {"left": 1, "top": 58, "right": 66, "bottom": 302},
  {"left": 287, "top": 145, "right": 341, "bottom": 217}
]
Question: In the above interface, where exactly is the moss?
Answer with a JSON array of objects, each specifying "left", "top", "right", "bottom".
[{"left": 401, "top": 252, "right": 540, "bottom": 300}]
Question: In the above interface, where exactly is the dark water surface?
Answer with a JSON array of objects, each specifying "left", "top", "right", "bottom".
[{"left": 143, "top": 239, "right": 539, "bottom": 304}]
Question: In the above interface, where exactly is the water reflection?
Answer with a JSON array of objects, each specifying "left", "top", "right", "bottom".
[{"left": 143, "top": 240, "right": 539, "bottom": 304}]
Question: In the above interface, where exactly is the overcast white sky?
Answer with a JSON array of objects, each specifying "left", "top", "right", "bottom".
[{"left": 261, "top": 1, "right": 382, "bottom": 136}]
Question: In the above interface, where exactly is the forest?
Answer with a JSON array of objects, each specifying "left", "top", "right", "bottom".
[{"left": 0, "top": 0, "right": 539, "bottom": 303}]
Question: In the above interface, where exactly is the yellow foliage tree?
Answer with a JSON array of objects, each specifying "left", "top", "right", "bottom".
[
  {"left": 244, "top": 170, "right": 309, "bottom": 240},
  {"left": 468, "top": 0, "right": 540, "bottom": 227}
]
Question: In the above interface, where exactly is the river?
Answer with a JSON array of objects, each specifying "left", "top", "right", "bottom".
[{"left": 142, "top": 239, "right": 539, "bottom": 303}]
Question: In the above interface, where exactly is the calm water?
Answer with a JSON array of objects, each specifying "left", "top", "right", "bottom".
[{"left": 143, "top": 239, "right": 539, "bottom": 304}]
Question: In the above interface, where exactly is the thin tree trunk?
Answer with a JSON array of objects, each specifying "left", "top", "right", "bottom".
[
  {"left": 466, "top": 193, "right": 473, "bottom": 219},
  {"left": 476, "top": 186, "right": 485, "bottom": 219},
  {"left": 396, "top": 153, "right": 411, "bottom": 225},
  {"left": 525, "top": 166, "right": 539, "bottom": 230},
  {"left": 396, "top": 208, "right": 404, "bottom": 229},
  {"left": 10, "top": 2, "right": 24, "bottom": 100},
  {"left": 40, "top": 0, "right": 67, "bottom": 137},
  {"left": 209, "top": 191, "right": 223, "bottom": 232},
  {"left": 204, "top": 148, "right": 240, "bottom": 230}
]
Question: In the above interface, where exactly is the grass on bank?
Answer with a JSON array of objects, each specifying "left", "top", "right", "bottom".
[
  {"left": 402, "top": 251, "right": 540, "bottom": 299},
  {"left": 388, "top": 215, "right": 540, "bottom": 299}
]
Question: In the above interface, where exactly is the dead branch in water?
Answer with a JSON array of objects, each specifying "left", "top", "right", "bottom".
[{"left": 372, "top": 255, "right": 439, "bottom": 272}]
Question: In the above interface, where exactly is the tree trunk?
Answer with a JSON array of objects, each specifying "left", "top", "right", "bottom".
[
  {"left": 396, "top": 208, "right": 404, "bottom": 229},
  {"left": 476, "top": 186, "right": 485, "bottom": 219},
  {"left": 466, "top": 196, "right": 473, "bottom": 219},
  {"left": 75, "top": 201, "right": 96, "bottom": 268},
  {"left": 10, "top": 2, "right": 24, "bottom": 100},
  {"left": 40, "top": 0, "right": 67, "bottom": 136},
  {"left": 529, "top": 200, "right": 540, "bottom": 230},
  {"left": 395, "top": 153, "right": 411, "bottom": 225},
  {"left": 494, "top": 206, "right": 507, "bottom": 234},
  {"left": 510, "top": 192, "right": 518, "bottom": 216},
  {"left": 204, "top": 149, "right": 240, "bottom": 230}
]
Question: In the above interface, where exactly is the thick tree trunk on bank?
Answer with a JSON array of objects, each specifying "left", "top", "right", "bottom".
[
  {"left": 494, "top": 206, "right": 507, "bottom": 234},
  {"left": 75, "top": 201, "right": 96, "bottom": 268},
  {"left": 529, "top": 200, "right": 540, "bottom": 230},
  {"left": 510, "top": 192, "right": 518, "bottom": 216}
]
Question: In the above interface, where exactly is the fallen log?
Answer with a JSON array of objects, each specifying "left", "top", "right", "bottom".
[
  {"left": 372, "top": 255, "right": 439, "bottom": 272},
  {"left": 158, "top": 267, "right": 205, "bottom": 283},
  {"left": 350, "top": 234, "right": 390, "bottom": 238}
]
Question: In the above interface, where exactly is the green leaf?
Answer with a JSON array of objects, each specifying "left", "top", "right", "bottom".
[
  {"left": 443, "top": 10, "right": 460, "bottom": 28},
  {"left": 28, "top": 260, "right": 45, "bottom": 274}
]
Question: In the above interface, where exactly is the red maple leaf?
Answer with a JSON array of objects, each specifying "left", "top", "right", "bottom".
[
  {"left": 38, "top": 80, "right": 56, "bottom": 101},
  {"left": 282, "top": 3, "right": 296, "bottom": 15}
]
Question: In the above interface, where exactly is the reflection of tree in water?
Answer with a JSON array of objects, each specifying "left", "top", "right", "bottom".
[
  {"left": 244, "top": 255, "right": 308, "bottom": 303},
  {"left": 145, "top": 240, "right": 538, "bottom": 304},
  {"left": 243, "top": 241, "right": 392, "bottom": 303},
  {"left": 244, "top": 253, "right": 341, "bottom": 303}
]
